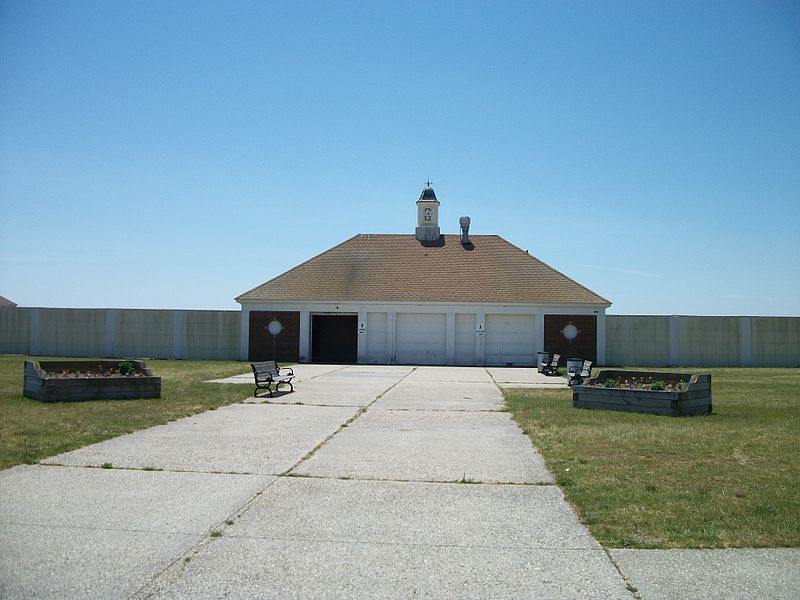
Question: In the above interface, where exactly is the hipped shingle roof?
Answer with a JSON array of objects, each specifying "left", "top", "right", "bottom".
[{"left": 236, "top": 234, "right": 610, "bottom": 306}]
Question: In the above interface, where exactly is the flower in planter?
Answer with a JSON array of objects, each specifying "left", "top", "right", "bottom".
[{"left": 118, "top": 361, "right": 136, "bottom": 376}]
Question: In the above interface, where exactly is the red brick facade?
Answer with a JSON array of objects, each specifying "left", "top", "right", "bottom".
[
  {"left": 248, "top": 311, "right": 300, "bottom": 362},
  {"left": 543, "top": 314, "right": 597, "bottom": 364}
]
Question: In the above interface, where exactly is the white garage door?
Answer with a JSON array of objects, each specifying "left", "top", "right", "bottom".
[
  {"left": 396, "top": 313, "right": 446, "bottom": 365},
  {"left": 485, "top": 314, "right": 536, "bottom": 366},
  {"left": 454, "top": 313, "right": 476, "bottom": 365},
  {"left": 366, "top": 312, "right": 388, "bottom": 364}
]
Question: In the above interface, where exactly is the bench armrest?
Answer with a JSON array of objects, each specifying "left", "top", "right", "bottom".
[{"left": 280, "top": 366, "right": 295, "bottom": 376}]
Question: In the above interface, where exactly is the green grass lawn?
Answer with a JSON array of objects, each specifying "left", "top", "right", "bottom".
[
  {"left": 506, "top": 368, "right": 800, "bottom": 549},
  {"left": 0, "top": 355, "right": 254, "bottom": 471}
]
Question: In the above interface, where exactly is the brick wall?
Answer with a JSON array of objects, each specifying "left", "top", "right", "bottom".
[
  {"left": 544, "top": 314, "right": 597, "bottom": 364},
  {"left": 248, "top": 311, "right": 300, "bottom": 362}
]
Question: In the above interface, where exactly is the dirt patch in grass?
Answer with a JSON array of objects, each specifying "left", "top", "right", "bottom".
[
  {"left": 0, "top": 356, "right": 255, "bottom": 470},
  {"left": 505, "top": 368, "right": 800, "bottom": 549}
]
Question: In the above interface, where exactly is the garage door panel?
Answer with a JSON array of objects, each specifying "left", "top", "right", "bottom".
[
  {"left": 485, "top": 315, "right": 536, "bottom": 366},
  {"left": 396, "top": 314, "right": 446, "bottom": 365}
]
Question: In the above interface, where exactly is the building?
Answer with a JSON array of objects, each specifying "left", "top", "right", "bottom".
[
  {"left": 236, "top": 185, "right": 610, "bottom": 365},
  {"left": 0, "top": 295, "right": 17, "bottom": 308}
]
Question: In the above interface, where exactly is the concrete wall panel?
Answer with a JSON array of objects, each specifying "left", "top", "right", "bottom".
[
  {"left": 0, "top": 308, "right": 241, "bottom": 360},
  {"left": 182, "top": 310, "right": 241, "bottom": 360},
  {"left": 605, "top": 315, "right": 669, "bottom": 366},
  {"left": 116, "top": 310, "right": 176, "bottom": 358},
  {"left": 39, "top": 309, "right": 106, "bottom": 357},
  {"left": 678, "top": 316, "right": 740, "bottom": 367},
  {"left": 752, "top": 317, "right": 800, "bottom": 367},
  {"left": 0, "top": 308, "right": 32, "bottom": 354}
]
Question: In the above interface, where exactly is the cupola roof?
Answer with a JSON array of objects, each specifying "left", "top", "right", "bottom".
[{"left": 418, "top": 186, "right": 437, "bottom": 201}]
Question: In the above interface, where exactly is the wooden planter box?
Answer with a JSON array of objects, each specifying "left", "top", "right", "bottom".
[
  {"left": 24, "top": 360, "right": 161, "bottom": 402},
  {"left": 572, "top": 370, "right": 711, "bottom": 416}
]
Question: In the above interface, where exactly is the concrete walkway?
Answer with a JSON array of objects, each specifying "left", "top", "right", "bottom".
[{"left": 1, "top": 365, "right": 796, "bottom": 599}]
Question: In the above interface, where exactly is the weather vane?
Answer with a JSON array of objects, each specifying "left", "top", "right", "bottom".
[{"left": 425, "top": 179, "right": 433, "bottom": 187}]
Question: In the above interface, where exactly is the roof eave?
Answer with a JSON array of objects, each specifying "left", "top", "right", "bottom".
[{"left": 237, "top": 297, "right": 612, "bottom": 308}]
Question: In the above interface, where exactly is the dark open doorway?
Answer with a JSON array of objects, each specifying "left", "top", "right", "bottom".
[{"left": 311, "top": 315, "right": 358, "bottom": 363}]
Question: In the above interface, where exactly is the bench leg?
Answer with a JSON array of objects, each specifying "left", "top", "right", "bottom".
[
  {"left": 275, "top": 381, "right": 294, "bottom": 394},
  {"left": 254, "top": 383, "right": 274, "bottom": 398}
]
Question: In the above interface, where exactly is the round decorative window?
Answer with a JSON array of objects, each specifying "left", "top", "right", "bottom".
[
  {"left": 561, "top": 323, "right": 579, "bottom": 340},
  {"left": 266, "top": 320, "right": 283, "bottom": 336}
]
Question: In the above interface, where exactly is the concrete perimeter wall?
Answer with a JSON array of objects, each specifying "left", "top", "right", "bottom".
[
  {"left": 606, "top": 315, "right": 800, "bottom": 367},
  {"left": 1, "top": 308, "right": 798, "bottom": 366},
  {"left": 0, "top": 308, "right": 240, "bottom": 360}
]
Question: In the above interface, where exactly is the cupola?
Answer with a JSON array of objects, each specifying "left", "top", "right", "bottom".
[{"left": 415, "top": 181, "right": 441, "bottom": 242}]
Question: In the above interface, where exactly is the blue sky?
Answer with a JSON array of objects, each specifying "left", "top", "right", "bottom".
[{"left": 1, "top": 1, "right": 798, "bottom": 315}]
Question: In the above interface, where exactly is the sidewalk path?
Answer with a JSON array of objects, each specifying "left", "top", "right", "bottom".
[{"left": 1, "top": 365, "right": 796, "bottom": 599}]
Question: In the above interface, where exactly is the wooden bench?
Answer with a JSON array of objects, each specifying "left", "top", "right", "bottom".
[
  {"left": 567, "top": 359, "right": 593, "bottom": 387},
  {"left": 251, "top": 361, "right": 295, "bottom": 397},
  {"left": 540, "top": 353, "right": 561, "bottom": 376}
]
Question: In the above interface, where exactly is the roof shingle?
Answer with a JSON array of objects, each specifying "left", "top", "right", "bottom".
[{"left": 236, "top": 234, "right": 610, "bottom": 306}]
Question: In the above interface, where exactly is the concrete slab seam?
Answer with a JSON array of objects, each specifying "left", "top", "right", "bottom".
[
  {"left": 195, "top": 533, "right": 608, "bottom": 553},
  {"left": 130, "top": 475, "right": 283, "bottom": 599},
  {"left": 602, "top": 547, "right": 643, "bottom": 600},
  {"left": 302, "top": 365, "right": 351, "bottom": 380},
  {"left": 39, "top": 462, "right": 261, "bottom": 477},
  {"left": 484, "top": 366, "right": 504, "bottom": 393},
  {"left": 278, "top": 472, "right": 557, "bottom": 486},
  {"left": 370, "top": 406, "right": 501, "bottom": 413},
  {"left": 204, "top": 475, "right": 283, "bottom": 536},
  {"left": 131, "top": 537, "right": 217, "bottom": 599},
  {"left": 285, "top": 367, "right": 418, "bottom": 474},
  {"left": 244, "top": 399, "right": 364, "bottom": 408},
  {"left": 290, "top": 363, "right": 350, "bottom": 381},
  {"left": 0, "top": 520, "right": 209, "bottom": 539},
  {"left": 484, "top": 366, "right": 514, "bottom": 411}
]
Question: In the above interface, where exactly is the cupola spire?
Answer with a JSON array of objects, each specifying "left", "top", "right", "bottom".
[{"left": 415, "top": 181, "right": 441, "bottom": 242}]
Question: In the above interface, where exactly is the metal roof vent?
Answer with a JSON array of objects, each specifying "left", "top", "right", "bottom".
[{"left": 459, "top": 216, "right": 471, "bottom": 245}]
